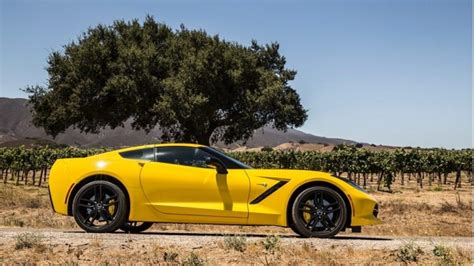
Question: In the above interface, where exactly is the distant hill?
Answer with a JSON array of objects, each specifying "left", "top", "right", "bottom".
[{"left": 0, "top": 97, "right": 360, "bottom": 148}]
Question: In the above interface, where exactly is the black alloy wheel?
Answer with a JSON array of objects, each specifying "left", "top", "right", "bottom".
[
  {"left": 72, "top": 180, "right": 128, "bottom": 233},
  {"left": 290, "top": 186, "right": 347, "bottom": 238},
  {"left": 120, "top": 221, "right": 153, "bottom": 233}
]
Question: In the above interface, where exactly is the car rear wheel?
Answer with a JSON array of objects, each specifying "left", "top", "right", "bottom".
[
  {"left": 290, "top": 186, "right": 347, "bottom": 238},
  {"left": 120, "top": 221, "right": 153, "bottom": 233},
  {"left": 72, "top": 180, "right": 128, "bottom": 233}
]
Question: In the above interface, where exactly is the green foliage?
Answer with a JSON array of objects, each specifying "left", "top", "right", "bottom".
[
  {"left": 397, "top": 242, "right": 423, "bottom": 263},
  {"left": 223, "top": 235, "right": 247, "bottom": 252},
  {"left": 0, "top": 145, "right": 471, "bottom": 190},
  {"left": 182, "top": 252, "right": 205, "bottom": 266},
  {"left": 262, "top": 235, "right": 280, "bottom": 253},
  {"left": 24, "top": 16, "right": 307, "bottom": 145},
  {"left": 432, "top": 245, "right": 454, "bottom": 265}
]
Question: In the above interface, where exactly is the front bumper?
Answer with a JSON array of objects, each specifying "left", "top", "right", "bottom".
[{"left": 350, "top": 192, "right": 382, "bottom": 226}]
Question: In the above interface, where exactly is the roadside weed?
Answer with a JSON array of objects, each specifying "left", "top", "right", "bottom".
[
  {"left": 396, "top": 242, "right": 423, "bottom": 263},
  {"left": 262, "top": 235, "right": 280, "bottom": 253},
  {"left": 224, "top": 235, "right": 247, "bottom": 252},
  {"left": 14, "top": 232, "right": 44, "bottom": 250}
]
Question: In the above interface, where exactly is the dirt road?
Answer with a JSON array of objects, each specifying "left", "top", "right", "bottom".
[
  {"left": 0, "top": 227, "right": 472, "bottom": 264},
  {"left": 0, "top": 227, "right": 472, "bottom": 250}
]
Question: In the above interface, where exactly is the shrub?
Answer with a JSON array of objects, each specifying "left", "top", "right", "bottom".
[
  {"left": 224, "top": 235, "right": 247, "bottom": 252},
  {"left": 433, "top": 244, "right": 454, "bottom": 265},
  {"left": 262, "top": 235, "right": 280, "bottom": 253},
  {"left": 396, "top": 242, "right": 423, "bottom": 263},
  {"left": 182, "top": 252, "right": 204, "bottom": 266},
  {"left": 14, "top": 232, "right": 44, "bottom": 250},
  {"left": 163, "top": 251, "right": 178, "bottom": 262}
]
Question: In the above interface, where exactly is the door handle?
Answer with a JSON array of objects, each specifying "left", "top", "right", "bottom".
[
  {"left": 257, "top": 182, "right": 268, "bottom": 187},
  {"left": 138, "top": 162, "right": 145, "bottom": 167}
]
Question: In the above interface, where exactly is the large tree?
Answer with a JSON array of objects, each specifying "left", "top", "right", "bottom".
[{"left": 25, "top": 16, "right": 307, "bottom": 145}]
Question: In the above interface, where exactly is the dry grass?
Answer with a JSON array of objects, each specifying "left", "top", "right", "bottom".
[
  {"left": 362, "top": 182, "right": 472, "bottom": 237},
  {"left": 0, "top": 181, "right": 472, "bottom": 237},
  {"left": 0, "top": 236, "right": 471, "bottom": 265},
  {"left": 0, "top": 185, "right": 76, "bottom": 229}
]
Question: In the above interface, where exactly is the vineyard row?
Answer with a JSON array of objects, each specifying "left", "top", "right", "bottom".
[{"left": 0, "top": 145, "right": 472, "bottom": 190}]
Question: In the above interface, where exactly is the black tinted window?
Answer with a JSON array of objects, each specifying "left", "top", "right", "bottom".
[
  {"left": 155, "top": 147, "right": 212, "bottom": 168},
  {"left": 201, "top": 147, "right": 251, "bottom": 169},
  {"left": 120, "top": 148, "right": 154, "bottom": 161}
]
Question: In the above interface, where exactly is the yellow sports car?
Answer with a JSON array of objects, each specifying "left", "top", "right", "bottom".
[{"left": 49, "top": 143, "right": 381, "bottom": 237}]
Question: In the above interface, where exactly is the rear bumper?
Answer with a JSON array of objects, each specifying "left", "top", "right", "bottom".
[{"left": 48, "top": 186, "right": 55, "bottom": 212}]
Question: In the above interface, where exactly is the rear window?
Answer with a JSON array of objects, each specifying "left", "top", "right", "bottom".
[{"left": 119, "top": 148, "right": 154, "bottom": 161}]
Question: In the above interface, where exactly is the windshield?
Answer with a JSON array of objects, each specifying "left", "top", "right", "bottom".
[{"left": 201, "top": 147, "right": 252, "bottom": 169}]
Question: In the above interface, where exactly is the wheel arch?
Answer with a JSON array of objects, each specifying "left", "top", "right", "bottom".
[
  {"left": 286, "top": 181, "right": 352, "bottom": 229},
  {"left": 67, "top": 174, "right": 130, "bottom": 216}
]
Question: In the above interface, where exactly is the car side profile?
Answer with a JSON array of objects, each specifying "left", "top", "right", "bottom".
[{"left": 48, "top": 143, "right": 381, "bottom": 237}]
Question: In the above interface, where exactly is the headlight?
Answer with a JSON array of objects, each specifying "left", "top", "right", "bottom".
[{"left": 332, "top": 175, "right": 367, "bottom": 193}]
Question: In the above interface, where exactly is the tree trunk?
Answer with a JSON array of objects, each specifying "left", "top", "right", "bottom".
[
  {"left": 15, "top": 171, "right": 20, "bottom": 186},
  {"left": 32, "top": 170, "right": 36, "bottom": 186},
  {"left": 443, "top": 173, "right": 448, "bottom": 185},
  {"left": 400, "top": 172, "right": 405, "bottom": 186},
  {"left": 377, "top": 172, "right": 383, "bottom": 191},
  {"left": 24, "top": 170, "right": 29, "bottom": 185},
  {"left": 428, "top": 172, "right": 432, "bottom": 187},
  {"left": 418, "top": 172, "right": 423, "bottom": 189},
  {"left": 454, "top": 169, "right": 461, "bottom": 190},
  {"left": 457, "top": 170, "right": 462, "bottom": 188},
  {"left": 370, "top": 173, "right": 373, "bottom": 183},
  {"left": 363, "top": 173, "right": 367, "bottom": 188},
  {"left": 437, "top": 172, "right": 441, "bottom": 185},
  {"left": 43, "top": 168, "right": 48, "bottom": 182}
]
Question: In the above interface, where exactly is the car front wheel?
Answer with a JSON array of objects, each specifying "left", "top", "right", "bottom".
[
  {"left": 290, "top": 186, "right": 347, "bottom": 238},
  {"left": 72, "top": 180, "right": 128, "bottom": 233}
]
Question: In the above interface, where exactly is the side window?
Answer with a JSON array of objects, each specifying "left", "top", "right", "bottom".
[
  {"left": 155, "top": 147, "right": 213, "bottom": 169},
  {"left": 120, "top": 148, "right": 155, "bottom": 161}
]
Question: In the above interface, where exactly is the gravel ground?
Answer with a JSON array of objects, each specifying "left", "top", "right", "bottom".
[
  {"left": 0, "top": 227, "right": 472, "bottom": 250},
  {"left": 0, "top": 227, "right": 472, "bottom": 264}
]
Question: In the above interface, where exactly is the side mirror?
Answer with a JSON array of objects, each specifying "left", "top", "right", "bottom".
[{"left": 205, "top": 157, "right": 228, "bottom": 174}]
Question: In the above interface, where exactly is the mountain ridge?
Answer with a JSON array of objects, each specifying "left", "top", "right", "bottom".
[{"left": 0, "top": 97, "right": 360, "bottom": 148}]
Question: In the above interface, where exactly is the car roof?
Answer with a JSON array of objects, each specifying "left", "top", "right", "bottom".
[{"left": 112, "top": 143, "right": 205, "bottom": 154}]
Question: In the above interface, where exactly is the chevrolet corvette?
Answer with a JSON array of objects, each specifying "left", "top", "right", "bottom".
[{"left": 48, "top": 143, "right": 381, "bottom": 237}]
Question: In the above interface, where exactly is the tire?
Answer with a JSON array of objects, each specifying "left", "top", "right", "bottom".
[
  {"left": 72, "top": 180, "right": 128, "bottom": 233},
  {"left": 120, "top": 221, "right": 153, "bottom": 233},
  {"left": 290, "top": 186, "right": 347, "bottom": 238}
]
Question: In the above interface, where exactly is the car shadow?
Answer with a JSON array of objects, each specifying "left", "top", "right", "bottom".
[{"left": 65, "top": 230, "right": 392, "bottom": 241}]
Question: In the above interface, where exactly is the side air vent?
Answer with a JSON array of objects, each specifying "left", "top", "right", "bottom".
[{"left": 373, "top": 203, "right": 379, "bottom": 218}]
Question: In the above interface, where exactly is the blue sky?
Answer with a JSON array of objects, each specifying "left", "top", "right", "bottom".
[{"left": 0, "top": 0, "right": 472, "bottom": 148}]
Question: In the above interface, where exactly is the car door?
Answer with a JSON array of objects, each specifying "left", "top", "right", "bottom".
[{"left": 139, "top": 146, "right": 250, "bottom": 218}]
